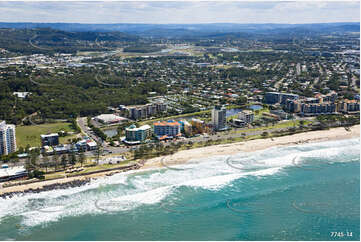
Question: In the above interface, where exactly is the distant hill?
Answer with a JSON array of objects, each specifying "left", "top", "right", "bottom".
[
  {"left": 0, "top": 22, "right": 358, "bottom": 38},
  {"left": 0, "top": 22, "right": 359, "bottom": 54},
  {"left": 0, "top": 28, "right": 139, "bottom": 54}
]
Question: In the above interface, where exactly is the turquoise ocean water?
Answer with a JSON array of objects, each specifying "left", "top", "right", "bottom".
[{"left": 0, "top": 138, "right": 359, "bottom": 241}]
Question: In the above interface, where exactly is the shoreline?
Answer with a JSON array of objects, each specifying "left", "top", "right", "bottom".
[
  {"left": 141, "top": 125, "right": 360, "bottom": 169},
  {"left": 0, "top": 125, "right": 359, "bottom": 197}
]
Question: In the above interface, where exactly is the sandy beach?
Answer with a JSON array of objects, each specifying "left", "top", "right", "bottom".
[
  {"left": 1, "top": 125, "right": 359, "bottom": 196},
  {"left": 142, "top": 125, "right": 360, "bottom": 169}
]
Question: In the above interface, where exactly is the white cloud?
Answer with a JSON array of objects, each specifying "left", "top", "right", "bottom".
[{"left": 0, "top": 1, "right": 359, "bottom": 24}]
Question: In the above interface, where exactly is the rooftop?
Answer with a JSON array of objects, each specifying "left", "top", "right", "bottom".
[
  {"left": 95, "top": 114, "right": 127, "bottom": 122},
  {"left": 126, "top": 124, "right": 151, "bottom": 131},
  {"left": 240, "top": 110, "right": 253, "bottom": 114},
  {"left": 0, "top": 166, "right": 26, "bottom": 178},
  {"left": 153, "top": 120, "right": 180, "bottom": 126},
  {"left": 40, "top": 133, "right": 59, "bottom": 138}
]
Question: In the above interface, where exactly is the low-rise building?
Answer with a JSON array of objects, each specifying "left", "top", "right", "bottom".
[
  {"left": 237, "top": 110, "right": 254, "bottom": 123},
  {"left": 76, "top": 137, "right": 98, "bottom": 151},
  {"left": 270, "top": 110, "right": 289, "bottom": 120},
  {"left": 94, "top": 114, "right": 127, "bottom": 124},
  {"left": 40, "top": 133, "right": 59, "bottom": 147},
  {"left": 190, "top": 118, "right": 209, "bottom": 135},
  {"left": 53, "top": 144, "right": 71, "bottom": 154},
  {"left": 0, "top": 165, "right": 27, "bottom": 182},
  {"left": 87, "top": 141, "right": 98, "bottom": 150},
  {"left": 232, "top": 119, "right": 247, "bottom": 127},
  {"left": 13, "top": 92, "right": 31, "bottom": 98}
]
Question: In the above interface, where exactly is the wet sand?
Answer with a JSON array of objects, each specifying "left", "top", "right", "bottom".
[{"left": 142, "top": 125, "right": 360, "bottom": 169}]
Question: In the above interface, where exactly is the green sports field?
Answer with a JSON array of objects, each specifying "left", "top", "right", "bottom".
[{"left": 16, "top": 122, "right": 78, "bottom": 148}]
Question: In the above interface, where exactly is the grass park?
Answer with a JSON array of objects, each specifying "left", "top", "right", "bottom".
[{"left": 16, "top": 122, "right": 79, "bottom": 149}]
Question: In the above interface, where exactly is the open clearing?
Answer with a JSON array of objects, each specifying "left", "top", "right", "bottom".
[{"left": 16, "top": 122, "right": 78, "bottom": 148}]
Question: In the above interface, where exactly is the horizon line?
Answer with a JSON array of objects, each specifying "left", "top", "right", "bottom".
[{"left": 0, "top": 21, "right": 359, "bottom": 25}]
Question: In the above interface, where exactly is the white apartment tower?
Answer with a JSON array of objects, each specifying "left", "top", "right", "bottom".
[
  {"left": 0, "top": 121, "right": 17, "bottom": 155},
  {"left": 212, "top": 105, "right": 227, "bottom": 131}
]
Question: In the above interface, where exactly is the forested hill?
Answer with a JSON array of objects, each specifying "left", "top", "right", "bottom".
[
  {"left": 0, "top": 28, "right": 139, "bottom": 54},
  {"left": 0, "top": 22, "right": 358, "bottom": 38}
]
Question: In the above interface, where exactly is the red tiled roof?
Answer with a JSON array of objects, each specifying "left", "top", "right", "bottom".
[
  {"left": 154, "top": 121, "right": 180, "bottom": 126},
  {"left": 345, "top": 99, "right": 357, "bottom": 103},
  {"left": 159, "top": 135, "right": 168, "bottom": 140}
]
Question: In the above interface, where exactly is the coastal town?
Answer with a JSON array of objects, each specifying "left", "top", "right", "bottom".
[
  {"left": 0, "top": 2, "right": 360, "bottom": 241},
  {"left": 0, "top": 23, "right": 359, "bottom": 194}
]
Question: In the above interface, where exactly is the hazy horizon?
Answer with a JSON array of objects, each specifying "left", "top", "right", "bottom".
[
  {"left": 0, "top": 21, "right": 359, "bottom": 25},
  {"left": 0, "top": 1, "right": 359, "bottom": 24}
]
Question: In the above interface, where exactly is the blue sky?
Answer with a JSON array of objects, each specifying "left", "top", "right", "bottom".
[{"left": 0, "top": 1, "right": 359, "bottom": 24}]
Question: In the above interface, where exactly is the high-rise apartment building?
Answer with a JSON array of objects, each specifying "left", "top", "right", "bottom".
[
  {"left": 0, "top": 121, "right": 16, "bottom": 155},
  {"left": 153, "top": 120, "right": 181, "bottom": 137},
  {"left": 125, "top": 124, "right": 151, "bottom": 142},
  {"left": 212, "top": 105, "right": 227, "bottom": 131}
]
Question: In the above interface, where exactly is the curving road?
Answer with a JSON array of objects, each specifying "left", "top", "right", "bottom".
[{"left": 29, "top": 35, "right": 52, "bottom": 50}]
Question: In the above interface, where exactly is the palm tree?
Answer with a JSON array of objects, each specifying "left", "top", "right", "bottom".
[
  {"left": 25, "top": 157, "right": 33, "bottom": 174},
  {"left": 30, "top": 153, "right": 38, "bottom": 170},
  {"left": 79, "top": 153, "right": 86, "bottom": 167},
  {"left": 10, "top": 157, "right": 19, "bottom": 166},
  {"left": 61, "top": 155, "right": 67, "bottom": 170},
  {"left": 43, "top": 155, "right": 49, "bottom": 173},
  {"left": 95, "top": 144, "right": 103, "bottom": 165},
  {"left": 69, "top": 152, "right": 77, "bottom": 166},
  {"left": 53, "top": 154, "right": 59, "bottom": 172},
  {"left": 289, "top": 114, "right": 296, "bottom": 127},
  {"left": 299, "top": 120, "right": 305, "bottom": 129}
]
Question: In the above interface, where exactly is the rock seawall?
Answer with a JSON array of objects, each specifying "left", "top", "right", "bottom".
[{"left": 0, "top": 178, "right": 91, "bottom": 199}]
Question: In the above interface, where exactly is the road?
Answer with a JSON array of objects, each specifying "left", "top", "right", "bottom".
[
  {"left": 28, "top": 35, "right": 52, "bottom": 50},
  {"left": 77, "top": 117, "right": 129, "bottom": 155},
  {"left": 29, "top": 75, "right": 52, "bottom": 87},
  {"left": 274, "top": 77, "right": 285, "bottom": 90},
  {"left": 6, "top": 119, "right": 313, "bottom": 169},
  {"left": 76, "top": 115, "right": 313, "bottom": 158},
  {"left": 77, "top": 117, "right": 100, "bottom": 142}
]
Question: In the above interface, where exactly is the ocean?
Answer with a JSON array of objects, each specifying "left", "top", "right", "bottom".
[{"left": 0, "top": 138, "right": 359, "bottom": 241}]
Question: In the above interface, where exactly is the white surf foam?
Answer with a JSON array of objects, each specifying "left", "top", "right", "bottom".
[{"left": 0, "top": 138, "right": 358, "bottom": 227}]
